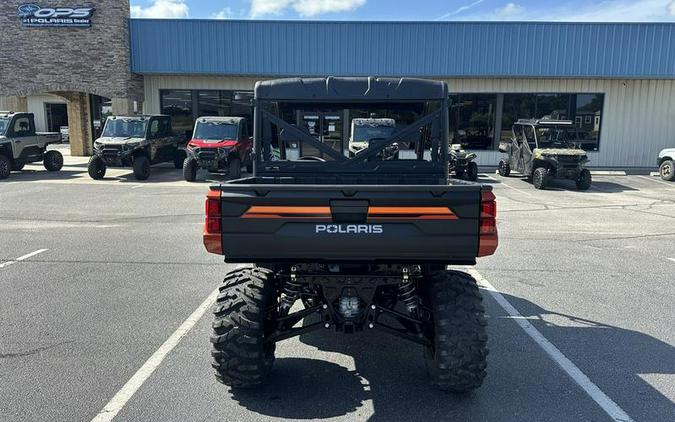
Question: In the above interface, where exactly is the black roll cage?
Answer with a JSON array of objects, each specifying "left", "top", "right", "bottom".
[{"left": 251, "top": 77, "right": 450, "bottom": 180}]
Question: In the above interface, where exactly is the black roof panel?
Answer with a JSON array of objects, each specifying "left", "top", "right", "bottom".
[{"left": 255, "top": 77, "right": 448, "bottom": 101}]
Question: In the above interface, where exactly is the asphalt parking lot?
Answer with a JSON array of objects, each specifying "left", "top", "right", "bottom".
[{"left": 1, "top": 146, "right": 674, "bottom": 422}]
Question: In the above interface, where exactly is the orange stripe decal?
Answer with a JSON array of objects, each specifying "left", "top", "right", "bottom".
[
  {"left": 242, "top": 206, "right": 332, "bottom": 219},
  {"left": 240, "top": 205, "right": 457, "bottom": 220},
  {"left": 207, "top": 189, "right": 221, "bottom": 199},
  {"left": 368, "top": 206, "right": 457, "bottom": 220}
]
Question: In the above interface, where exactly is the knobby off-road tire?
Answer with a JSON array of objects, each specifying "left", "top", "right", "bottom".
[
  {"left": 466, "top": 162, "right": 479, "bottom": 181},
  {"left": 43, "top": 150, "right": 63, "bottom": 172},
  {"left": 423, "top": 270, "right": 488, "bottom": 393},
  {"left": 0, "top": 155, "right": 11, "bottom": 179},
  {"left": 576, "top": 169, "right": 592, "bottom": 190},
  {"left": 211, "top": 266, "right": 276, "bottom": 388},
  {"left": 228, "top": 157, "right": 242, "bottom": 179},
  {"left": 133, "top": 155, "right": 150, "bottom": 181},
  {"left": 532, "top": 166, "right": 549, "bottom": 190},
  {"left": 87, "top": 156, "right": 106, "bottom": 180},
  {"left": 173, "top": 149, "right": 187, "bottom": 169},
  {"left": 660, "top": 159, "right": 675, "bottom": 181},
  {"left": 182, "top": 157, "right": 197, "bottom": 182},
  {"left": 498, "top": 159, "right": 510, "bottom": 177}
]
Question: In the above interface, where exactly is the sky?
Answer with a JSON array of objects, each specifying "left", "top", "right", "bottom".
[{"left": 129, "top": 0, "right": 675, "bottom": 21}]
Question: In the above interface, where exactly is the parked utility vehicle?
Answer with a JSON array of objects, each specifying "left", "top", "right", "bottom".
[
  {"left": 349, "top": 118, "right": 396, "bottom": 154},
  {"left": 658, "top": 148, "right": 675, "bottom": 181},
  {"left": 448, "top": 144, "right": 478, "bottom": 181},
  {"left": 88, "top": 115, "right": 186, "bottom": 181},
  {"left": 203, "top": 77, "right": 498, "bottom": 392},
  {"left": 182, "top": 117, "right": 252, "bottom": 181},
  {"left": 0, "top": 112, "right": 63, "bottom": 180},
  {"left": 498, "top": 119, "right": 592, "bottom": 190}
]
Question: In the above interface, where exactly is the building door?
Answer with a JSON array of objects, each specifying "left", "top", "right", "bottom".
[
  {"left": 45, "top": 103, "right": 68, "bottom": 133},
  {"left": 90, "top": 95, "right": 112, "bottom": 140},
  {"left": 298, "top": 111, "right": 342, "bottom": 159}
]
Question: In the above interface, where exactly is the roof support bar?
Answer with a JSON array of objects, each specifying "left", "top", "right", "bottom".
[{"left": 261, "top": 110, "right": 346, "bottom": 161}]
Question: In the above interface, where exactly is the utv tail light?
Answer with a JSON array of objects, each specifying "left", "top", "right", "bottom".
[
  {"left": 204, "top": 190, "right": 223, "bottom": 255},
  {"left": 478, "top": 189, "right": 498, "bottom": 257}
]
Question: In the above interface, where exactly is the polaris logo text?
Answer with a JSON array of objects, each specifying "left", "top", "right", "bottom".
[{"left": 315, "top": 224, "right": 384, "bottom": 234}]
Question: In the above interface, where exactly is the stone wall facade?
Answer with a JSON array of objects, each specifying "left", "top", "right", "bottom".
[{"left": 0, "top": 0, "right": 142, "bottom": 101}]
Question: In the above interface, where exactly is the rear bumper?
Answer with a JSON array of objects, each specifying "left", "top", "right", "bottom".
[{"left": 219, "top": 231, "right": 478, "bottom": 265}]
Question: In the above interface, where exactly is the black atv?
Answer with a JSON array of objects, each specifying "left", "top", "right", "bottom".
[
  {"left": 448, "top": 144, "right": 478, "bottom": 181},
  {"left": 203, "top": 77, "right": 498, "bottom": 393},
  {"left": 88, "top": 115, "right": 186, "bottom": 181}
]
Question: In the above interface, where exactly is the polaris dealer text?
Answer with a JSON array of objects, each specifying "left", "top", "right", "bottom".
[{"left": 17, "top": 4, "right": 95, "bottom": 27}]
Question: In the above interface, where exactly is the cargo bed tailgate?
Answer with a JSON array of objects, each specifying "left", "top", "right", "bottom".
[{"left": 206, "top": 183, "right": 494, "bottom": 264}]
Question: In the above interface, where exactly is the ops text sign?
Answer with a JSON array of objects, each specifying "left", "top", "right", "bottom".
[{"left": 18, "top": 4, "right": 95, "bottom": 28}]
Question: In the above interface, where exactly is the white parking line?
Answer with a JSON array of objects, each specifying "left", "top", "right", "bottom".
[
  {"left": 0, "top": 249, "right": 48, "bottom": 269},
  {"left": 91, "top": 287, "right": 220, "bottom": 422},
  {"left": 637, "top": 175, "right": 674, "bottom": 187},
  {"left": 496, "top": 179, "right": 534, "bottom": 196},
  {"left": 667, "top": 258, "right": 675, "bottom": 263},
  {"left": 467, "top": 268, "right": 634, "bottom": 422}
]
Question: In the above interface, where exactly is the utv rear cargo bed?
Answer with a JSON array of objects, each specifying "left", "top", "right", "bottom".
[{"left": 209, "top": 179, "right": 491, "bottom": 264}]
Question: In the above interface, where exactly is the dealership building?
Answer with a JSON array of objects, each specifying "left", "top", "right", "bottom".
[{"left": 1, "top": 0, "right": 674, "bottom": 168}]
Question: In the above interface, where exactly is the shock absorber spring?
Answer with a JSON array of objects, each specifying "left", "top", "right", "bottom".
[
  {"left": 280, "top": 266, "right": 302, "bottom": 314},
  {"left": 398, "top": 267, "right": 419, "bottom": 314}
]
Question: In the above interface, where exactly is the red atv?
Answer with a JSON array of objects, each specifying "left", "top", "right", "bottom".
[{"left": 182, "top": 117, "right": 252, "bottom": 181}]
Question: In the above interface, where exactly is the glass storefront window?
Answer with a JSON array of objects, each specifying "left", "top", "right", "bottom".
[
  {"left": 197, "top": 91, "right": 230, "bottom": 116},
  {"left": 160, "top": 89, "right": 254, "bottom": 138},
  {"left": 575, "top": 94, "right": 603, "bottom": 151},
  {"left": 501, "top": 93, "right": 573, "bottom": 135},
  {"left": 449, "top": 94, "right": 496, "bottom": 150},
  {"left": 502, "top": 93, "right": 604, "bottom": 151},
  {"left": 159, "top": 89, "right": 604, "bottom": 152},
  {"left": 231, "top": 91, "right": 254, "bottom": 116},
  {"left": 160, "top": 90, "right": 194, "bottom": 138}
]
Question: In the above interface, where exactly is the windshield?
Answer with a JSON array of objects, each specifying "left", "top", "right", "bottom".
[
  {"left": 101, "top": 118, "right": 148, "bottom": 138},
  {"left": 352, "top": 126, "right": 396, "bottom": 143},
  {"left": 536, "top": 126, "right": 579, "bottom": 148},
  {"left": 0, "top": 118, "right": 9, "bottom": 135},
  {"left": 193, "top": 122, "right": 239, "bottom": 141}
]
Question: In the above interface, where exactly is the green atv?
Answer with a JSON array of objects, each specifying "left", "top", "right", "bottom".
[{"left": 498, "top": 119, "right": 592, "bottom": 190}]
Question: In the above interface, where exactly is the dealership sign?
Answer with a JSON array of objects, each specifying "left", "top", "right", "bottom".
[{"left": 18, "top": 4, "right": 95, "bottom": 27}]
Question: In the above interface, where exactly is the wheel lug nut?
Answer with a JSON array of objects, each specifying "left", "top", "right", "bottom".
[
  {"left": 324, "top": 323, "right": 330, "bottom": 328},
  {"left": 368, "top": 323, "right": 374, "bottom": 329}
]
